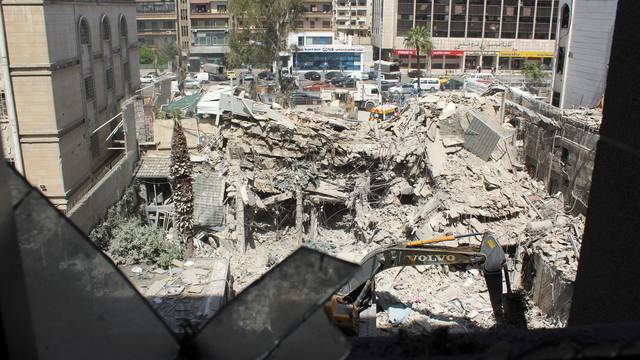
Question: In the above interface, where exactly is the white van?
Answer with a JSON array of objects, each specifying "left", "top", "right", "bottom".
[
  {"left": 411, "top": 78, "right": 440, "bottom": 92},
  {"left": 466, "top": 73, "right": 495, "bottom": 84}
]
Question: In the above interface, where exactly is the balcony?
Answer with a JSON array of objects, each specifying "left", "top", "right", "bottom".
[
  {"left": 303, "top": 12, "right": 333, "bottom": 18},
  {"left": 136, "top": 12, "right": 176, "bottom": 20},
  {"left": 191, "top": 11, "right": 229, "bottom": 19},
  {"left": 137, "top": 29, "right": 177, "bottom": 36},
  {"left": 190, "top": 44, "right": 230, "bottom": 54}
]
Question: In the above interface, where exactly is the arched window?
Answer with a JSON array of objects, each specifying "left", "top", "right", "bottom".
[
  {"left": 101, "top": 16, "right": 111, "bottom": 41},
  {"left": 119, "top": 16, "right": 128, "bottom": 39},
  {"left": 561, "top": 4, "right": 570, "bottom": 28},
  {"left": 79, "top": 19, "right": 90, "bottom": 45}
]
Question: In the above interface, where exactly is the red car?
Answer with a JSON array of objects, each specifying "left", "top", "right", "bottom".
[{"left": 303, "top": 82, "right": 334, "bottom": 92}]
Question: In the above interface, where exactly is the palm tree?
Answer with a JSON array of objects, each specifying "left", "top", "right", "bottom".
[{"left": 404, "top": 26, "right": 433, "bottom": 93}]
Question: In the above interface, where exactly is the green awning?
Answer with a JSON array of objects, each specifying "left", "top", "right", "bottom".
[{"left": 163, "top": 93, "right": 201, "bottom": 113}]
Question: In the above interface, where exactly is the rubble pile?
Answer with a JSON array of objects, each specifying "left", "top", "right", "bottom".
[
  {"left": 522, "top": 189, "right": 583, "bottom": 280},
  {"left": 562, "top": 108, "right": 603, "bottom": 129},
  {"left": 186, "top": 90, "right": 584, "bottom": 332}
]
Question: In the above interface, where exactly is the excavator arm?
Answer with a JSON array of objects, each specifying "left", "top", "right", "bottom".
[{"left": 327, "top": 232, "right": 509, "bottom": 333}]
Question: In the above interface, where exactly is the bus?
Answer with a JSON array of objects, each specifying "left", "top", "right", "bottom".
[{"left": 374, "top": 60, "right": 401, "bottom": 83}]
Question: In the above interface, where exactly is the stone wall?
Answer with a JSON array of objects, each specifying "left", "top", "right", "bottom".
[
  {"left": 67, "top": 99, "right": 140, "bottom": 234},
  {"left": 506, "top": 89, "right": 599, "bottom": 215}
]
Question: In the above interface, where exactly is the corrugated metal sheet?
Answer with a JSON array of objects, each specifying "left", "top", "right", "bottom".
[
  {"left": 193, "top": 174, "right": 225, "bottom": 226},
  {"left": 464, "top": 111, "right": 503, "bottom": 161}
]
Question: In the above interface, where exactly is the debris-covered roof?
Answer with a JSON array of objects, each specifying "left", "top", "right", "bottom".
[{"left": 136, "top": 156, "right": 171, "bottom": 179}]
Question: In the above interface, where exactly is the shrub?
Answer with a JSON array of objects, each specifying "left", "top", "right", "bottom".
[
  {"left": 108, "top": 218, "right": 184, "bottom": 268},
  {"left": 89, "top": 186, "right": 184, "bottom": 268}
]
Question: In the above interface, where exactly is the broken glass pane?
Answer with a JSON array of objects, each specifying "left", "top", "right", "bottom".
[
  {"left": 195, "top": 247, "right": 357, "bottom": 359},
  {"left": 10, "top": 171, "right": 178, "bottom": 359}
]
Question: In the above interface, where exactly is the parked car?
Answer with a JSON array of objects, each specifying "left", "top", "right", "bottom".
[
  {"left": 407, "top": 69, "right": 426, "bottom": 78},
  {"left": 336, "top": 78, "right": 356, "bottom": 88},
  {"left": 162, "top": 72, "right": 177, "bottom": 81},
  {"left": 324, "top": 71, "right": 344, "bottom": 81},
  {"left": 258, "top": 71, "right": 275, "bottom": 80},
  {"left": 140, "top": 74, "right": 157, "bottom": 84},
  {"left": 290, "top": 92, "right": 323, "bottom": 105},
  {"left": 238, "top": 72, "right": 254, "bottom": 82},
  {"left": 210, "top": 73, "right": 229, "bottom": 82},
  {"left": 184, "top": 79, "right": 200, "bottom": 88},
  {"left": 388, "top": 83, "right": 418, "bottom": 95},
  {"left": 347, "top": 72, "right": 367, "bottom": 81},
  {"left": 411, "top": 78, "right": 441, "bottom": 92},
  {"left": 304, "top": 71, "right": 321, "bottom": 81},
  {"left": 329, "top": 76, "right": 349, "bottom": 86},
  {"left": 465, "top": 73, "right": 495, "bottom": 84},
  {"left": 443, "top": 78, "right": 465, "bottom": 90},
  {"left": 303, "top": 82, "right": 333, "bottom": 91}
]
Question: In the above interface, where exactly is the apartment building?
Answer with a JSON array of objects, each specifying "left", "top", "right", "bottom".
[
  {"left": 334, "top": 0, "right": 371, "bottom": 42},
  {"left": 373, "top": 0, "right": 560, "bottom": 73},
  {"left": 189, "top": 0, "right": 230, "bottom": 69},
  {"left": 136, "top": 1, "right": 230, "bottom": 72},
  {"left": 0, "top": 0, "right": 140, "bottom": 211},
  {"left": 551, "top": 0, "right": 617, "bottom": 108},
  {"left": 136, "top": 0, "right": 176, "bottom": 48}
]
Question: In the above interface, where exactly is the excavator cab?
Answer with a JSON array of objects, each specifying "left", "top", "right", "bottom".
[{"left": 326, "top": 232, "right": 510, "bottom": 334}]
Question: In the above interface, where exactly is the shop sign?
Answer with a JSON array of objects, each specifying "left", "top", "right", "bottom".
[
  {"left": 299, "top": 46, "right": 365, "bottom": 53},
  {"left": 455, "top": 40, "right": 513, "bottom": 50},
  {"left": 431, "top": 50, "right": 464, "bottom": 56},
  {"left": 393, "top": 49, "right": 417, "bottom": 56},
  {"left": 499, "top": 50, "right": 554, "bottom": 58}
]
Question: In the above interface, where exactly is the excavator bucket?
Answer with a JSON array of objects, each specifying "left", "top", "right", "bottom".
[{"left": 480, "top": 232, "right": 507, "bottom": 325}]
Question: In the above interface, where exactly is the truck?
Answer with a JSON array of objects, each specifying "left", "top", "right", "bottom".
[
  {"left": 373, "top": 60, "right": 402, "bottom": 83},
  {"left": 320, "top": 83, "right": 381, "bottom": 111},
  {"left": 202, "top": 63, "right": 225, "bottom": 76}
]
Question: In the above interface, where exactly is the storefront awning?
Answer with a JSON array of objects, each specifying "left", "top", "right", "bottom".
[
  {"left": 431, "top": 50, "right": 464, "bottom": 56},
  {"left": 393, "top": 49, "right": 416, "bottom": 56},
  {"left": 499, "top": 50, "right": 554, "bottom": 58}
]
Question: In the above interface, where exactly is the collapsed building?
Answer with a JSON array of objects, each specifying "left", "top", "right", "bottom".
[{"left": 119, "top": 85, "right": 601, "bottom": 333}]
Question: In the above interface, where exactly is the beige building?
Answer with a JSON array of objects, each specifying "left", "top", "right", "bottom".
[
  {"left": 373, "top": 0, "right": 559, "bottom": 73},
  {"left": 0, "top": 0, "right": 140, "bottom": 211},
  {"left": 136, "top": 1, "right": 231, "bottom": 72}
]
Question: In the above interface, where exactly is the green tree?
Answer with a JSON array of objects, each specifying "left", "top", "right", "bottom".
[
  {"left": 157, "top": 40, "right": 178, "bottom": 65},
  {"left": 170, "top": 120, "right": 194, "bottom": 254},
  {"left": 228, "top": 0, "right": 304, "bottom": 84},
  {"left": 522, "top": 62, "right": 548, "bottom": 89},
  {"left": 403, "top": 26, "right": 433, "bottom": 92},
  {"left": 139, "top": 45, "right": 155, "bottom": 65}
]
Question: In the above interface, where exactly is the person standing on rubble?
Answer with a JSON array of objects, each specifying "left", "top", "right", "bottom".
[{"left": 477, "top": 65, "right": 482, "bottom": 73}]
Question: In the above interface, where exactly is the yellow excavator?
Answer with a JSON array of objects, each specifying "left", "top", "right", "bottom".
[{"left": 326, "top": 232, "right": 511, "bottom": 333}]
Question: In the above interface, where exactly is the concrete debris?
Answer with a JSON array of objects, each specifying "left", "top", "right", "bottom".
[
  {"left": 123, "top": 258, "right": 229, "bottom": 333},
  {"left": 137, "top": 89, "right": 593, "bottom": 334},
  {"left": 387, "top": 306, "right": 411, "bottom": 325}
]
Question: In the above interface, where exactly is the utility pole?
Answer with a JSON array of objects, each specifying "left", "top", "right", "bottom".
[{"left": 376, "top": 0, "right": 382, "bottom": 98}]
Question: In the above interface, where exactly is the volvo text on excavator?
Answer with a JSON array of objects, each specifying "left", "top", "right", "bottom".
[{"left": 326, "top": 232, "right": 511, "bottom": 334}]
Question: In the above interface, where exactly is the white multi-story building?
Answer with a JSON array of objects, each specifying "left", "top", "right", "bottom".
[{"left": 551, "top": 0, "right": 618, "bottom": 108}]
